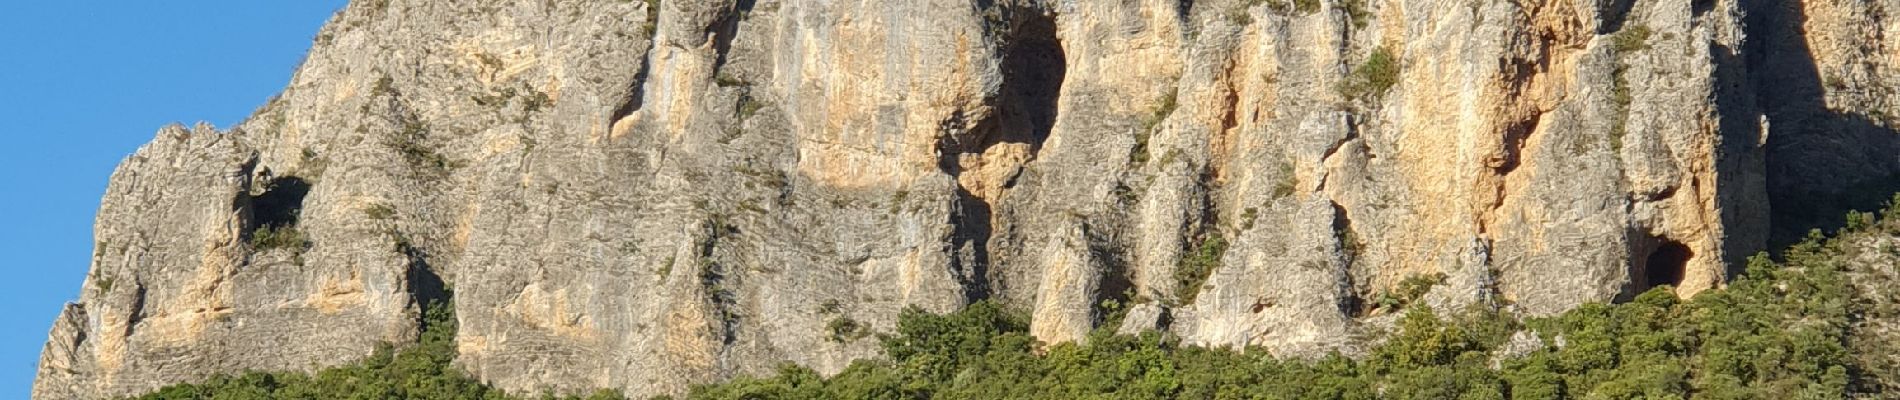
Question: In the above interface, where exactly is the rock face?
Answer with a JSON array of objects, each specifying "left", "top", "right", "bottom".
[{"left": 31, "top": 0, "right": 1900, "bottom": 398}]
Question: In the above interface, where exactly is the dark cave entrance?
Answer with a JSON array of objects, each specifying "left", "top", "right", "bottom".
[
  {"left": 1644, "top": 241, "right": 1691, "bottom": 289},
  {"left": 249, "top": 176, "right": 311, "bottom": 231},
  {"left": 1622, "top": 238, "right": 1691, "bottom": 301},
  {"left": 937, "top": 7, "right": 1067, "bottom": 304},
  {"left": 405, "top": 241, "right": 452, "bottom": 336},
  {"left": 992, "top": 10, "right": 1065, "bottom": 150},
  {"left": 936, "top": 8, "right": 1066, "bottom": 163}
]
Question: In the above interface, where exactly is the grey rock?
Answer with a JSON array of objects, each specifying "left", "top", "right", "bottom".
[
  {"left": 1115, "top": 304, "right": 1168, "bottom": 336},
  {"left": 34, "top": 0, "right": 1900, "bottom": 398}
]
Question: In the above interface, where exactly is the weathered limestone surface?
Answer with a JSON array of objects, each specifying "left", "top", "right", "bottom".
[{"left": 33, "top": 0, "right": 1900, "bottom": 398}]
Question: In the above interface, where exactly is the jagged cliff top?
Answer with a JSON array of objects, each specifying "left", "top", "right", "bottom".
[{"left": 34, "top": 0, "right": 1900, "bottom": 398}]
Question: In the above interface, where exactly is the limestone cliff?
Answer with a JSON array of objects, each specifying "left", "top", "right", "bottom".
[{"left": 31, "top": 0, "right": 1900, "bottom": 398}]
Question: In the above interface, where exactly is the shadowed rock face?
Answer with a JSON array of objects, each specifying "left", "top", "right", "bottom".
[
  {"left": 1743, "top": 0, "right": 1900, "bottom": 249},
  {"left": 30, "top": 0, "right": 1900, "bottom": 398}
]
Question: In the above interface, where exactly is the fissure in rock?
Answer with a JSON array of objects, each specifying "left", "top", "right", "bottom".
[
  {"left": 404, "top": 246, "right": 451, "bottom": 333},
  {"left": 1086, "top": 224, "right": 1135, "bottom": 326},
  {"left": 940, "top": 7, "right": 1067, "bottom": 303},
  {"left": 698, "top": 219, "right": 741, "bottom": 346}
]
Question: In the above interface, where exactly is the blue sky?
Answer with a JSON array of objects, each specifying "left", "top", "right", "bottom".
[{"left": 0, "top": 1, "right": 347, "bottom": 397}]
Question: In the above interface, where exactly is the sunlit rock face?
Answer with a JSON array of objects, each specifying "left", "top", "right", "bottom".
[{"left": 37, "top": 0, "right": 1900, "bottom": 398}]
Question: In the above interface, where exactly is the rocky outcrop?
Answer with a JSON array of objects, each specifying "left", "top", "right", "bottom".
[
  {"left": 33, "top": 125, "right": 426, "bottom": 399},
  {"left": 32, "top": 0, "right": 1900, "bottom": 398}
]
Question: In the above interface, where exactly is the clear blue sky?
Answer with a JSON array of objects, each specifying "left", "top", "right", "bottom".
[{"left": 0, "top": 2, "right": 347, "bottom": 397}]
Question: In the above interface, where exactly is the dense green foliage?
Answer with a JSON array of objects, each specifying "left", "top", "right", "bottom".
[{"left": 128, "top": 292, "right": 627, "bottom": 400}]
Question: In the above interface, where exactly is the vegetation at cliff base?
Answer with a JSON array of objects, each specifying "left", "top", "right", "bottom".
[
  {"left": 127, "top": 291, "right": 627, "bottom": 400},
  {"left": 687, "top": 264, "right": 1849, "bottom": 399},
  {"left": 130, "top": 196, "right": 1900, "bottom": 399},
  {"left": 687, "top": 214, "right": 1881, "bottom": 399}
]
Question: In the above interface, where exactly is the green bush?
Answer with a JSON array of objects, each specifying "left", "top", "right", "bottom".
[
  {"left": 1610, "top": 25, "right": 1652, "bottom": 54},
  {"left": 1272, "top": 161, "right": 1298, "bottom": 199},
  {"left": 364, "top": 203, "right": 397, "bottom": 220},
  {"left": 737, "top": 94, "right": 764, "bottom": 120},
  {"left": 250, "top": 225, "right": 309, "bottom": 252},
  {"left": 1342, "top": 0, "right": 1372, "bottom": 28},
  {"left": 638, "top": 0, "right": 662, "bottom": 36},
  {"left": 1371, "top": 272, "right": 1446, "bottom": 312},
  {"left": 1294, "top": 0, "right": 1321, "bottom": 13},
  {"left": 1173, "top": 232, "right": 1228, "bottom": 305},
  {"left": 1606, "top": 24, "right": 1651, "bottom": 154},
  {"left": 1339, "top": 46, "right": 1401, "bottom": 102},
  {"left": 714, "top": 73, "right": 748, "bottom": 88},
  {"left": 827, "top": 317, "right": 869, "bottom": 343},
  {"left": 1130, "top": 90, "right": 1177, "bottom": 165},
  {"left": 394, "top": 135, "right": 456, "bottom": 174}
]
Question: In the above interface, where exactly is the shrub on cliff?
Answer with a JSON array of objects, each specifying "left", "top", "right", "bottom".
[{"left": 1339, "top": 46, "right": 1401, "bottom": 102}]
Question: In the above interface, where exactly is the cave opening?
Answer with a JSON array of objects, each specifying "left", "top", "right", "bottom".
[
  {"left": 406, "top": 247, "right": 451, "bottom": 333},
  {"left": 250, "top": 176, "right": 311, "bottom": 231},
  {"left": 936, "top": 8, "right": 1067, "bottom": 165},
  {"left": 936, "top": 7, "right": 1067, "bottom": 303},
  {"left": 992, "top": 10, "right": 1065, "bottom": 151},
  {"left": 1622, "top": 238, "right": 1691, "bottom": 301},
  {"left": 1644, "top": 241, "right": 1690, "bottom": 289}
]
